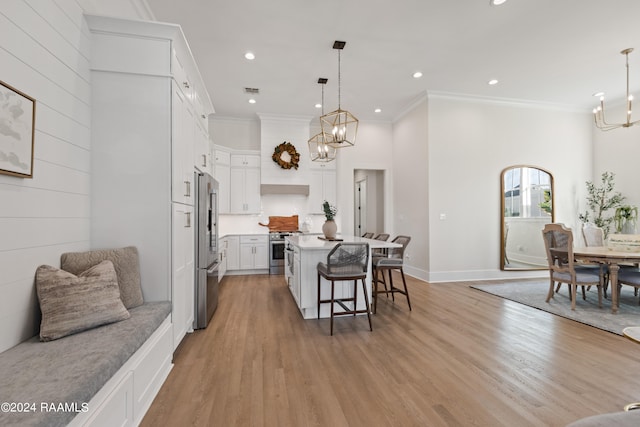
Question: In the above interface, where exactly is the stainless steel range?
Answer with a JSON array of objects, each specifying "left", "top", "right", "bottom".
[{"left": 269, "top": 231, "right": 299, "bottom": 274}]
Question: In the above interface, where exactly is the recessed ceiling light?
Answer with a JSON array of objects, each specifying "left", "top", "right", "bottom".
[
  {"left": 413, "top": 71, "right": 423, "bottom": 79},
  {"left": 244, "top": 52, "right": 255, "bottom": 60},
  {"left": 374, "top": 108, "right": 382, "bottom": 113},
  {"left": 490, "top": 0, "right": 507, "bottom": 5},
  {"left": 248, "top": 98, "right": 256, "bottom": 104},
  {"left": 315, "top": 103, "right": 322, "bottom": 109},
  {"left": 488, "top": 79, "right": 499, "bottom": 85}
]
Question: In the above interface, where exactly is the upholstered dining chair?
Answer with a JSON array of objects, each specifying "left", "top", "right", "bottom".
[
  {"left": 582, "top": 223, "right": 605, "bottom": 247},
  {"left": 580, "top": 223, "right": 610, "bottom": 298},
  {"left": 615, "top": 268, "right": 640, "bottom": 305},
  {"left": 542, "top": 223, "right": 605, "bottom": 310},
  {"left": 362, "top": 232, "right": 374, "bottom": 238},
  {"left": 316, "top": 243, "right": 372, "bottom": 335},
  {"left": 372, "top": 235, "right": 412, "bottom": 314}
]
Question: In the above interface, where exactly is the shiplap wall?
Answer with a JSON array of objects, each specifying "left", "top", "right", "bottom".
[{"left": 0, "top": 0, "right": 90, "bottom": 352}]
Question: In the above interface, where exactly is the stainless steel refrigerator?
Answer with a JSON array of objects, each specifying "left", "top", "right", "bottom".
[{"left": 194, "top": 171, "right": 219, "bottom": 329}]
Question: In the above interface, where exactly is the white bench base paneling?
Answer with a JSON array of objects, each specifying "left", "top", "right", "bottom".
[{"left": 67, "top": 316, "right": 173, "bottom": 427}]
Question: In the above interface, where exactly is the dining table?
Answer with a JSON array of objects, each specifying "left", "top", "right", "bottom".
[{"left": 573, "top": 246, "right": 640, "bottom": 314}]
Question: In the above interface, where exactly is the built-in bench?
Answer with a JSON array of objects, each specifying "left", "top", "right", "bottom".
[
  {"left": 0, "top": 246, "right": 173, "bottom": 426},
  {"left": 0, "top": 301, "right": 172, "bottom": 427}
]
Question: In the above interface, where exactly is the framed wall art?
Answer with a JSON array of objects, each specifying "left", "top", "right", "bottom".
[{"left": 0, "top": 80, "right": 36, "bottom": 178}]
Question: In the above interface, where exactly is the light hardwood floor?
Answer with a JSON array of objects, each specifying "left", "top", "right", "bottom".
[{"left": 142, "top": 273, "right": 640, "bottom": 427}]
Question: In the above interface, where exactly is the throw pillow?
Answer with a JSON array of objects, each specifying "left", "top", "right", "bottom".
[
  {"left": 60, "top": 246, "right": 144, "bottom": 309},
  {"left": 36, "top": 261, "right": 131, "bottom": 341}
]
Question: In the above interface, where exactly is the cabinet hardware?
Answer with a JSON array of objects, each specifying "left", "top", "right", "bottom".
[
  {"left": 185, "top": 211, "right": 191, "bottom": 228},
  {"left": 183, "top": 81, "right": 190, "bottom": 89},
  {"left": 202, "top": 154, "right": 207, "bottom": 167},
  {"left": 201, "top": 114, "right": 206, "bottom": 119},
  {"left": 184, "top": 180, "right": 191, "bottom": 197}
]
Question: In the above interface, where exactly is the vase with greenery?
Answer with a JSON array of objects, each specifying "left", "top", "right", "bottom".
[
  {"left": 614, "top": 205, "right": 638, "bottom": 234},
  {"left": 322, "top": 200, "right": 338, "bottom": 239},
  {"left": 578, "top": 171, "right": 625, "bottom": 238}
]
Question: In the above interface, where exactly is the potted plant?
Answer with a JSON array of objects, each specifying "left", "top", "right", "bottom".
[
  {"left": 322, "top": 200, "right": 338, "bottom": 239},
  {"left": 614, "top": 205, "right": 638, "bottom": 234},
  {"left": 578, "top": 171, "right": 625, "bottom": 238}
]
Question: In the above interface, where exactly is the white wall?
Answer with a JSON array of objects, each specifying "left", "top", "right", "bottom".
[
  {"left": 592, "top": 103, "right": 640, "bottom": 210},
  {"left": 210, "top": 116, "right": 260, "bottom": 151},
  {"left": 0, "top": 0, "right": 91, "bottom": 352},
  {"left": 425, "top": 93, "right": 593, "bottom": 282},
  {"left": 392, "top": 96, "right": 430, "bottom": 278},
  {"left": 335, "top": 121, "right": 395, "bottom": 237}
]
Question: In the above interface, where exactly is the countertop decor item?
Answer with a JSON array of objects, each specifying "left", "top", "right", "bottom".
[
  {"left": 614, "top": 205, "right": 638, "bottom": 234},
  {"left": 272, "top": 141, "right": 300, "bottom": 170},
  {"left": 322, "top": 200, "right": 338, "bottom": 239}
]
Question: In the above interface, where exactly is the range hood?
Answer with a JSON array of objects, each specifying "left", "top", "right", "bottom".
[{"left": 260, "top": 184, "right": 309, "bottom": 196}]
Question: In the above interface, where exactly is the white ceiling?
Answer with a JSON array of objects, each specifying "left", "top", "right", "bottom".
[{"left": 145, "top": 0, "right": 640, "bottom": 122}]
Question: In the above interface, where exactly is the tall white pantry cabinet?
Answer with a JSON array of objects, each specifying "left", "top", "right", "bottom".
[{"left": 86, "top": 15, "right": 214, "bottom": 351}]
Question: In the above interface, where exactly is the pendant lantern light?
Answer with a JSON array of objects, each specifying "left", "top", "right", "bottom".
[
  {"left": 320, "top": 41, "right": 359, "bottom": 148},
  {"left": 308, "top": 78, "right": 337, "bottom": 162}
]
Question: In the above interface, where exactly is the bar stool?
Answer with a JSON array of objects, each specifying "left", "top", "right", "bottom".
[
  {"left": 373, "top": 235, "right": 412, "bottom": 313},
  {"left": 317, "top": 243, "right": 372, "bottom": 335}
]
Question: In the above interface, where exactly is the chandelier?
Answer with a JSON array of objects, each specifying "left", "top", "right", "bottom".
[
  {"left": 593, "top": 48, "right": 640, "bottom": 131},
  {"left": 308, "top": 78, "right": 337, "bottom": 162},
  {"left": 320, "top": 41, "right": 359, "bottom": 148}
]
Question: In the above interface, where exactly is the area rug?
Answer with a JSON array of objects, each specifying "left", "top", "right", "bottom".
[{"left": 471, "top": 280, "right": 640, "bottom": 336}]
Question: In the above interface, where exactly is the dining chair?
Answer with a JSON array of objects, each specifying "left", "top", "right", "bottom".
[
  {"left": 579, "top": 223, "right": 610, "bottom": 298},
  {"left": 542, "top": 223, "right": 605, "bottom": 310},
  {"left": 316, "top": 243, "right": 372, "bottom": 335},
  {"left": 582, "top": 223, "right": 605, "bottom": 246},
  {"left": 362, "top": 232, "right": 374, "bottom": 238},
  {"left": 372, "top": 235, "right": 412, "bottom": 314},
  {"left": 616, "top": 268, "right": 640, "bottom": 305}
]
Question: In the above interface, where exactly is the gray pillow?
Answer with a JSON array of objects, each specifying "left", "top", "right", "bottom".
[
  {"left": 36, "top": 261, "right": 131, "bottom": 342},
  {"left": 60, "top": 246, "right": 144, "bottom": 308}
]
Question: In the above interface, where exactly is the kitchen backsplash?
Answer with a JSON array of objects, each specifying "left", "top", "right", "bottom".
[{"left": 219, "top": 194, "right": 334, "bottom": 236}]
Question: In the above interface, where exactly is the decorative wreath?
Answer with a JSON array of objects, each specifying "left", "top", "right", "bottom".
[{"left": 272, "top": 141, "right": 300, "bottom": 170}]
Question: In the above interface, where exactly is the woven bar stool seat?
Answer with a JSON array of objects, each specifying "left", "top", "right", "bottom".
[
  {"left": 317, "top": 243, "right": 372, "bottom": 336},
  {"left": 373, "top": 235, "right": 412, "bottom": 314}
]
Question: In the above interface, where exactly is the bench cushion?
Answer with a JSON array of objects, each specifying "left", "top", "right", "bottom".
[{"left": 0, "top": 301, "right": 171, "bottom": 427}]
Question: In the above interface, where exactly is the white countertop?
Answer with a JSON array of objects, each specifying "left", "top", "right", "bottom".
[{"left": 286, "top": 234, "right": 401, "bottom": 251}]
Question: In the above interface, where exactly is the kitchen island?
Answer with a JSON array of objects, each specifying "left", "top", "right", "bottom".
[{"left": 284, "top": 234, "right": 402, "bottom": 319}]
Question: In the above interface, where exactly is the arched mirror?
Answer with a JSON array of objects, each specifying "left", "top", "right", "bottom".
[{"left": 501, "top": 165, "right": 554, "bottom": 270}]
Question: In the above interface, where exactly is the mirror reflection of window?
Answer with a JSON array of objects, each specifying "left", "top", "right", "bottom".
[{"left": 501, "top": 166, "right": 554, "bottom": 271}]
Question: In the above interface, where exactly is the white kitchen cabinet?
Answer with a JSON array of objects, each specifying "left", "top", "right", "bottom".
[
  {"left": 226, "top": 235, "right": 240, "bottom": 271},
  {"left": 230, "top": 154, "right": 261, "bottom": 213},
  {"left": 194, "top": 121, "right": 211, "bottom": 175},
  {"left": 87, "top": 15, "right": 213, "bottom": 352},
  {"left": 308, "top": 168, "right": 337, "bottom": 213},
  {"left": 214, "top": 147, "right": 231, "bottom": 214},
  {"left": 172, "top": 203, "right": 194, "bottom": 349},
  {"left": 231, "top": 154, "right": 260, "bottom": 168},
  {"left": 171, "top": 81, "right": 195, "bottom": 205},
  {"left": 239, "top": 235, "right": 269, "bottom": 270}
]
